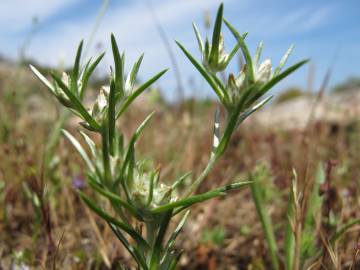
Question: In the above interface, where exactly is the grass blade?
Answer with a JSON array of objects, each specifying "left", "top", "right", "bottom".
[{"left": 250, "top": 178, "right": 280, "bottom": 270}]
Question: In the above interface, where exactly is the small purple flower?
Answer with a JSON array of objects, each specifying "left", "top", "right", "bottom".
[{"left": 72, "top": 175, "right": 85, "bottom": 189}]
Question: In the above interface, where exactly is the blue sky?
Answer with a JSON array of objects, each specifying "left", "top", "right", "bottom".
[{"left": 1, "top": 0, "right": 359, "bottom": 100}]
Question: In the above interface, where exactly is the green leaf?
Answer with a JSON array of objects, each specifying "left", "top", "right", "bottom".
[
  {"left": 87, "top": 179, "right": 143, "bottom": 221},
  {"left": 171, "top": 172, "right": 192, "bottom": 190},
  {"left": 111, "top": 33, "right": 124, "bottom": 96},
  {"left": 274, "top": 44, "right": 295, "bottom": 76},
  {"left": 162, "top": 210, "right": 190, "bottom": 260},
  {"left": 146, "top": 172, "right": 155, "bottom": 207},
  {"left": 150, "top": 210, "right": 173, "bottom": 270},
  {"left": 108, "top": 79, "right": 116, "bottom": 155},
  {"left": 108, "top": 223, "right": 149, "bottom": 270},
  {"left": 209, "top": 3, "right": 223, "bottom": 67},
  {"left": 192, "top": 23, "right": 204, "bottom": 52},
  {"left": 125, "top": 53, "right": 144, "bottom": 93},
  {"left": 80, "top": 52, "right": 105, "bottom": 99},
  {"left": 62, "top": 130, "right": 94, "bottom": 172},
  {"left": 51, "top": 72, "right": 101, "bottom": 130},
  {"left": 284, "top": 189, "right": 295, "bottom": 270},
  {"left": 101, "top": 121, "right": 111, "bottom": 186},
  {"left": 252, "top": 59, "right": 309, "bottom": 103},
  {"left": 250, "top": 178, "right": 280, "bottom": 270},
  {"left": 237, "top": 96, "right": 272, "bottom": 126},
  {"left": 330, "top": 219, "right": 360, "bottom": 243},
  {"left": 223, "top": 42, "right": 241, "bottom": 67},
  {"left": 152, "top": 181, "right": 252, "bottom": 214},
  {"left": 29, "top": 65, "right": 55, "bottom": 94},
  {"left": 116, "top": 69, "right": 167, "bottom": 119},
  {"left": 71, "top": 40, "right": 84, "bottom": 95},
  {"left": 114, "top": 112, "right": 154, "bottom": 191},
  {"left": 79, "top": 131, "right": 96, "bottom": 158},
  {"left": 78, "top": 191, "right": 149, "bottom": 249},
  {"left": 254, "top": 41, "right": 264, "bottom": 68},
  {"left": 176, "top": 41, "right": 225, "bottom": 102},
  {"left": 223, "top": 19, "right": 255, "bottom": 83}
]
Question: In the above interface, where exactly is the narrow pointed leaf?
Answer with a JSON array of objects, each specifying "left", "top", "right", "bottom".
[
  {"left": 237, "top": 96, "right": 272, "bottom": 126},
  {"left": 172, "top": 172, "right": 192, "bottom": 190},
  {"left": 192, "top": 23, "right": 204, "bottom": 52},
  {"left": 111, "top": 33, "right": 124, "bottom": 95},
  {"left": 224, "top": 42, "right": 241, "bottom": 67},
  {"left": 108, "top": 79, "right": 116, "bottom": 155},
  {"left": 274, "top": 44, "right": 295, "bottom": 76},
  {"left": 51, "top": 72, "right": 101, "bottom": 130},
  {"left": 87, "top": 179, "right": 143, "bottom": 220},
  {"left": 116, "top": 69, "right": 167, "bottom": 119},
  {"left": 176, "top": 41, "right": 224, "bottom": 102},
  {"left": 109, "top": 224, "right": 149, "bottom": 270},
  {"left": 209, "top": 3, "right": 223, "bottom": 67},
  {"left": 125, "top": 53, "right": 144, "bottom": 93},
  {"left": 62, "top": 129, "right": 94, "bottom": 172},
  {"left": 71, "top": 40, "right": 84, "bottom": 94},
  {"left": 101, "top": 121, "right": 111, "bottom": 185},
  {"left": 29, "top": 65, "right": 55, "bottom": 94},
  {"left": 250, "top": 177, "right": 280, "bottom": 270},
  {"left": 249, "top": 59, "right": 309, "bottom": 104},
  {"left": 224, "top": 19, "right": 255, "bottom": 83},
  {"left": 254, "top": 41, "right": 264, "bottom": 68},
  {"left": 150, "top": 210, "right": 173, "bottom": 269},
  {"left": 152, "top": 181, "right": 252, "bottom": 214},
  {"left": 147, "top": 172, "right": 155, "bottom": 207},
  {"left": 80, "top": 52, "right": 105, "bottom": 98},
  {"left": 163, "top": 210, "right": 190, "bottom": 258},
  {"left": 78, "top": 191, "right": 149, "bottom": 249},
  {"left": 79, "top": 131, "right": 96, "bottom": 158}
]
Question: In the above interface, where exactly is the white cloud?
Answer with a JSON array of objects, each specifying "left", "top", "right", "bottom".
[
  {"left": 27, "top": 0, "right": 235, "bottom": 67},
  {"left": 229, "top": 4, "right": 334, "bottom": 38}
]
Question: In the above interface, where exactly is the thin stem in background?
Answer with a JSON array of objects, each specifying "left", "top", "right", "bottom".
[{"left": 145, "top": 0, "right": 185, "bottom": 102}]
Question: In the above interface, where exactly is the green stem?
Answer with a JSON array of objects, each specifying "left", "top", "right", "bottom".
[{"left": 184, "top": 156, "right": 217, "bottom": 197}]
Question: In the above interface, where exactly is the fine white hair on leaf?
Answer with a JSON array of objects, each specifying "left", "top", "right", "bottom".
[{"left": 212, "top": 107, "right": 221, "bottom": 156}]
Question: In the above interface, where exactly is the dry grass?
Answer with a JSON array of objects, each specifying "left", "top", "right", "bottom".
[{"left": 0, "top": 65, "right": 359, "bottom": 269}]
